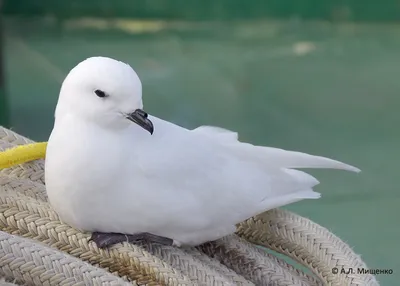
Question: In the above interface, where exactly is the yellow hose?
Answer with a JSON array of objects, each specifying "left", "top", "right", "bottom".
[{"left": 0, "top": 142, "right": 47, "bottom": 169}]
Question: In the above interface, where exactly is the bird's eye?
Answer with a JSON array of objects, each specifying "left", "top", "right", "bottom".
[{"left": 94, "top": 89, "right": 108, "bottom": 98}]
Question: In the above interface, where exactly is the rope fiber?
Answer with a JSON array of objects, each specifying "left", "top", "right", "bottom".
[{"left": 0, "top": 126, "right": 379, "bottom": 286}]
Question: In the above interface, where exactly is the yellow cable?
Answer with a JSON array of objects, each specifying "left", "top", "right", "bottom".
[{"left": 0, "top": 142, "right": 47, "bottom": 169}]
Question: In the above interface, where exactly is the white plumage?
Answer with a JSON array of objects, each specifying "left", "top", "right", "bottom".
[{"left": 45, "top": 56, "right": 360, "bottom": 246}]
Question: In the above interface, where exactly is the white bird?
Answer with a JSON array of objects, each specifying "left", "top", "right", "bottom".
[{"left": 45, "top": 56, "right": 360, "bottom": 248}]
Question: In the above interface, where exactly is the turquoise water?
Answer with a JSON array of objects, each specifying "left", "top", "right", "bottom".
[{"left": 4, "top": 18, "right": 399, "bottom": 284}]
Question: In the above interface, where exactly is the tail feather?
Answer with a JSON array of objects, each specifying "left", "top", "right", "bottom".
[
  {"left": 251, "top": 169, "right": 321, "bottom": 217},
  {"left": 253, "top": 188, "right": 320, "bottom": 216},
  {"left": 282, "top": 168, "right": 320, "bottom": 188},
  {"left": 255, "top": 146, "right": 361, "bottom": 173},
  {"left": 193, "top": 125, "right": 360, "bottom": 173}
]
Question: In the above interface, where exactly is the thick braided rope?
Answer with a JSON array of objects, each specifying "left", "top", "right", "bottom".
[
  {"left": 0, "top": 230, "right": 131, "bottom": 286},
  {"left": 237, "top": 212, "right": 379, "bottom": 285},
  {"left": 0, "top": 126, "right": 379, "bottom": 285},
  {"left": 0, "top": 175, "right": 319, "bottom": 286},
  {"left": 199, "top": 235, "right": 322, "bottom": 286},
  {"left": 0, "top": 186, "right": 196, "bottom": 286},
  {"left": 0, "top": 126, "right": 316, "bottom": 286},
  {"left": 0, "top": 279, "right": 19, "bottom": 286}
]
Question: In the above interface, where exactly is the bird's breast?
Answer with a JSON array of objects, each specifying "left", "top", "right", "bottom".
[{"left": 45, "top": 122, "right": 132, "bottom": 230}]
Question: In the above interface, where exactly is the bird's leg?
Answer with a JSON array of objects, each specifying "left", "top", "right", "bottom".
[{"left": 90, "top": 232, "right": 174, "bottom": 248}]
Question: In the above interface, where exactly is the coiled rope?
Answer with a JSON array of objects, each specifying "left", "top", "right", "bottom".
[{"left": 0, "top": 126, "right": 379, "bottom": 286}]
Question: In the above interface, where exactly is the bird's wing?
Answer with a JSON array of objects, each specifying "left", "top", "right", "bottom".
[{"left": 127, "top": 117, "right": 358, "bottom": 236}]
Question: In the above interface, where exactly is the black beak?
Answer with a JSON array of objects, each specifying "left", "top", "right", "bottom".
[{"left": 126, "top": 109, "right": 154, "bottom": 135}]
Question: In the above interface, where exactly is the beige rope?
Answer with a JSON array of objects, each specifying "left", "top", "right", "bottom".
[
  {"left": 237, "top": 212, "right": 379, "bottom": 285},
  {"left": 0, "top": 278, "right": 20, "bottom": 286},
  {"left": 0, "top": 188, "right": 193, "bottom": 285},
  {"left": 0, "top": 126, "right": 379, "bottom": 286},
  {"left": 141, "top": 243, "right": 253, "bottom": 286},
  {"left": 0, "top": 177, "right": 314, "bottom": 286},
  {"left": 199, "top": 235, "right": 322, "bottom": 286},
  {"left": 0, "top": 230, "right": 131, "bottom": 286}
]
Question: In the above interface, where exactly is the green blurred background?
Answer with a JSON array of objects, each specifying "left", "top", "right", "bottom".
[{"left": 1, "top": 1, "right": 398, "bottom": 284}]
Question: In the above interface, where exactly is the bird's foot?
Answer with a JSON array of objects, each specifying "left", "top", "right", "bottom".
[{"left": 90, "top": 232, "right": 174, "bottom": 248}]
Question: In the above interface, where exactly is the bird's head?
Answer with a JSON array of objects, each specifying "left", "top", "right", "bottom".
[{"left": 56, "top": 56, "right": 153, "bottom": 134}]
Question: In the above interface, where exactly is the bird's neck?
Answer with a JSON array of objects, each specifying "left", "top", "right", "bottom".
[
  {"left": 51, "top": 113, "right": 129, "bottom": 153},
  {"left": 47, "top": 113, "right": 129, "bottom": 180}
]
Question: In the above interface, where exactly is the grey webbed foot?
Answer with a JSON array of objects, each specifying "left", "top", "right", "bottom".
[{"left": 90, "top": 232, "right": 174, "bottom": 248}]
